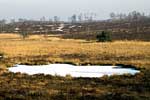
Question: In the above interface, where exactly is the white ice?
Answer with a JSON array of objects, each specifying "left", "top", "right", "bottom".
[{"left": 8, "top": 64, "right": 140, "bottom": 78}]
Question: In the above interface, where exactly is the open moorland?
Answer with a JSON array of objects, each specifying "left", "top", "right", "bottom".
[
  {"left": 0, "top": 33, "right": 150, "bottom": 69},
  {"left": 0, "top": 68, "right": 149, "bottom": 100},
  {"left": 0, "top": 33, "right": 150, "bottom": 100}
]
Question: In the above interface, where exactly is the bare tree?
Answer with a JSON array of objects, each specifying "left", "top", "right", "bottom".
[
  {"left": 0, "top": 19, "right": 6, "bottom": 33},
  {"left": 40, "top": 16, "right": 46, "bottom": 23},
  {"left": 10, "top": 19, "right": 15, "bottom": 24},
  {"left": 110, "top": 12, "right": 116, "bottom": 20},
  {"left": 53, "top": 16, "right": 60, "bottom": 23},
  {"left": 71, "top": 14, "right": 77, "bottom": 23},
  {"left": 78, "top": 13, "right": 83, "bottom": 22}
]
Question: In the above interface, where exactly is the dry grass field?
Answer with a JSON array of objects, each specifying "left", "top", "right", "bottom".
[
  {"left": 0, "top": 33, "right": 150, "bottom": 100},
  {"left": 0, "top": 33, "right": 150, "bottom": 69}
]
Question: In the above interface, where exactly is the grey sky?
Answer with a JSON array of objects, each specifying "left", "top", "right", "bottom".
[{"left": 0, "top": 0, "right": 150, "bottom": 21}]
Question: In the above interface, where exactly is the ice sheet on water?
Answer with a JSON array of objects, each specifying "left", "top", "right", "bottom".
[{"left": 8, "top": 64, "right": 140, "bottom": 78}]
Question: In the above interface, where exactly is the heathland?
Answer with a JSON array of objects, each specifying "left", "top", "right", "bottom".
[
  {"left": 0, "top": 33, "right": 150, "bottom": 69},
  {"left": 0, "top": 33, "right": 150, "bottom": 100}
]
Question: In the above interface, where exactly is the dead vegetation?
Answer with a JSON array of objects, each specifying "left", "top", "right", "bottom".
[
  {"left": 0, "top": 33, "right": 150, "bottom": 100},
  {"left": 0, "top": 33, "right": 150, "bottom": 69},
  {"left": 0, "top": 34, "right": 150, "bottom": 68},
  {"left": 0, "top": 68, "right": 149, "bottom": 100}
]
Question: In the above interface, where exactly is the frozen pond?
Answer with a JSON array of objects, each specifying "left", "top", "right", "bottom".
[{"left": 8, "top": 64, "right": 140, "bottom": 78}]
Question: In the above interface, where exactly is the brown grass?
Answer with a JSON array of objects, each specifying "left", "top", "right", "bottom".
[{"left": 0, "top": 33, "right": 150, "bottom": 69}]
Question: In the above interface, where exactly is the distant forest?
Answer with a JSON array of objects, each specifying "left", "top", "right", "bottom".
[{"left": 0, "top": 11, "right": 150, "bottom": 41}]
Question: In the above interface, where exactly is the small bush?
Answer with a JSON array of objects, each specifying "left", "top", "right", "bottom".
[
  {"left": 0, "top": 52, "right": 4, "bottom": 60},
  {"left": 96, "top": 31, "right": 112, "bottom": 42},
  {"left": 20, "top": 31, "right": 29, "bottom": 39}
]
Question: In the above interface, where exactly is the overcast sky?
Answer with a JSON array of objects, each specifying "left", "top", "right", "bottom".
[{"left": 0, "top": 0, "right": 150, "bottom": 21}]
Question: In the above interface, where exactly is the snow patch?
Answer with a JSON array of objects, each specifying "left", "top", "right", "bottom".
[{"left": 8, "top": 64, "right": 140, "bottom": 78}]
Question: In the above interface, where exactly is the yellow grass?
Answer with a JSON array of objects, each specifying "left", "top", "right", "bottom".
[{"left": 0, "top": 33, "right": 150, "bottom": 69}]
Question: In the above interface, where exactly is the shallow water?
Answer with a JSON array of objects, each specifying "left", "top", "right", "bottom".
[{"left": 8, "top": 64, "right": 140, "bottom": 78}]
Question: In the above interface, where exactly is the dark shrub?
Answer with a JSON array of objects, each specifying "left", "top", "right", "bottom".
[
  {"left": 20, "top": 32, "right": 28, "bottom": 39},
  {"left": 96, "top": 31, "right": 112, "bottom": 42},
  {"left": 0, "top": 52, "right": 4, "bottom": 60}
]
